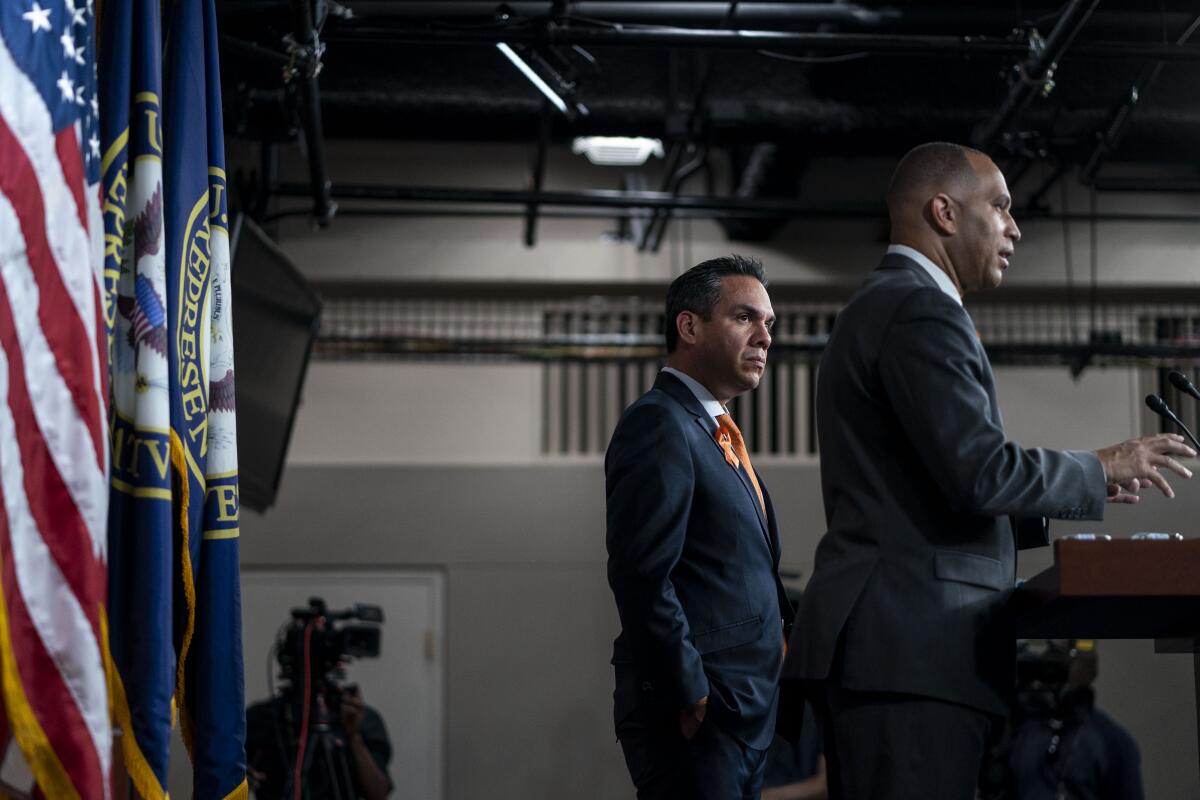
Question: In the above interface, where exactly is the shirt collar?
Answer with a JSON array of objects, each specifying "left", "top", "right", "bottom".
[
  {"left": 661, "top": 367, "right": 727, "bottom": 421},
  {"left": 887, "top": 244, "right": 963, "bottom": 306}
]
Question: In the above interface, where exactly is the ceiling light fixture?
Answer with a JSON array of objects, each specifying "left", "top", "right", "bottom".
[
  {"left": 572, "top": 136, "right": 665, "bottom": 166},
  {"left": 496, "top": 42, "right": 570, "bottom": 115}
]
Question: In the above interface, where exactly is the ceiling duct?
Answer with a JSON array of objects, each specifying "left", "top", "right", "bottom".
[{"left": 717, "top": 143, "right": 804, "bottom": 242}]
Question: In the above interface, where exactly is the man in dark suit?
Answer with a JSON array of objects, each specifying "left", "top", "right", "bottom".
[
  {"left": 782, "top": 142, "right": 1193, "bottom": 800},
  {"left": 606, "top": 255, "right": 794, "bottom": 799}
]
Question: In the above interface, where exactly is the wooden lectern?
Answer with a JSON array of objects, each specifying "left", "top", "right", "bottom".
[{"left": 1014, "top": 538, "right": 1200, "bottom": 777}]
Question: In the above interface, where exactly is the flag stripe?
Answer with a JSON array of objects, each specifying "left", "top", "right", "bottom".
[
  {"left": 0, "top": 115, "right": 106, "bottom": 556},
  {"left": 0, "top": 343, "right": 107, "bottom": 798},
  {"left": 0, "top": 496, "right": 81, "bottom": 800},
  {"left": 0, "top": 222, "right": 109, "bottom": 779},
  {"left": 0, "top": 190, "right": 107, "bottom": 576},
  {"left": 0, "top": 41, "right": 105, "bottom": 486},
  {"left": 0, "top": 491, "right": 103, "bottom": 800},
  {"left": 55, "top": 125, "right": 87, "bottom": 233}
]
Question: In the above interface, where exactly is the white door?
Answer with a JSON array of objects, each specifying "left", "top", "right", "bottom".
[{"left": 240, "top": 569, "right": 445, "bottom": 800}]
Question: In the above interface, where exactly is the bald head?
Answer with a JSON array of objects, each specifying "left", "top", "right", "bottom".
[
  {"left": 886, "top": 142, "right": 987, "bottom": 224},
  {"left": 884, "top": 141, "right": 1021, "bottom": 297}
]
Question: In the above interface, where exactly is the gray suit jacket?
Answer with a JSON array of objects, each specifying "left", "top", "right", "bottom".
[{"left": 783, "top": 253, "right": 1106, "bottom": 715}]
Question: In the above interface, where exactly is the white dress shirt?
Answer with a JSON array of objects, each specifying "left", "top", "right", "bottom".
[
  {"left": 661, "top": 367, "right": 726, "bottom": 423},
  {"left": 887, "top": 244, "right": 963, "bottom": 306}
]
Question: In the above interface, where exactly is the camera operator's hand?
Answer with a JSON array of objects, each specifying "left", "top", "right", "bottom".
[
  {"left": 337, "top": 687, "right": 391, "bottom": 800},
  {"left": 246, "top": 765, "right": 266, "bottom": 791},
  {"left": 339, "top": 687, "right": 366, "bottom": 737}
]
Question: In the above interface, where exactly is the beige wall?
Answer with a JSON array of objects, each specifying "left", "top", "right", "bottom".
[
  {"left": 288, "top": 362, "right": 544, "bottom": 464},
  {"left": 254, "top": 140, "right": 1200, "bottom": 287}
]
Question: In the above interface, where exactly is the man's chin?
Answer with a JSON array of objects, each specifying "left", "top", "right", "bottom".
[{"left": 739, "top": 373, "right": 762, "bottom": 391}]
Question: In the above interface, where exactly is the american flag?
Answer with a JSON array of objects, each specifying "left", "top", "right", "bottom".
[{"left": 0, "top": 0, "right": 112, "bottom": 797}]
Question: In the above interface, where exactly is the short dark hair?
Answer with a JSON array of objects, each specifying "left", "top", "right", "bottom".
[
  {"left": 664, "top": 255, "right": 768, "bottom": 353},
  {"left": 886, "top": 141, "right": 984, "bottom": 211}
]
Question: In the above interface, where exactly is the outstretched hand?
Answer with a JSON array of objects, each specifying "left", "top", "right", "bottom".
[{"left": 1096, "top": 434, "right": 1195, "bottom": 501}]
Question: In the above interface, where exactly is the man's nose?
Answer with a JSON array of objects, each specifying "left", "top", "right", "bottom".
[{"left": 1007, "top": 211, "right": 1022, "bottom": 243}]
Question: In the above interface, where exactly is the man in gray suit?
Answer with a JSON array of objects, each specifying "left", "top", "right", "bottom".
[{"left": 782, "top": 141, "right": 1194, "bottom": 800}]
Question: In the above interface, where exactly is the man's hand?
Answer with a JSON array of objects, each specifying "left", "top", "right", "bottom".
[
  {"left": 246, "top": 766, "right": 266, "bottom": 791},
  {"left": 339, "top": 687, "right": 366, "bottom": 738},
  {"left": 1095, "top": 434, "right": 1195, "bottom": 500},
  {"left": 679, "top": 696, "right": 708, "bottom": 740},
  {"left": 1106, "top": 477, "right": 1145, "bottom": 504},
  {"left": 338, "top": 686, "right": 391, "bottom": 800},
  {"left": 1104, "top": 479, "right": 1152, "bottom": 503}
]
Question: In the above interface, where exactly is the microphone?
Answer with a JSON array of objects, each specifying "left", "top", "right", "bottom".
[
  {"left": 1145, "top": 394, "right": 1200, "bottom": 452},
  {"left": 1168, "top": 370, "right": 1200, "bottom": 403}
]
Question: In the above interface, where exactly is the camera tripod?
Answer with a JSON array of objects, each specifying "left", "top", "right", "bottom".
[{"left": 287, "top": 693, "right": 357, "bottom": 800}]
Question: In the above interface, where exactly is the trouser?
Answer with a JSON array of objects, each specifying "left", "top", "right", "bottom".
[
  {"left": 811, "top": 681, "right": 1001, "bottom": 800},
  {"left": 617, "top": 708, "right": 769, "bottom": 800}
]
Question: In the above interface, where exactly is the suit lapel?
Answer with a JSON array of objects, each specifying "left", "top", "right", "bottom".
[
  {"left": 657, "top": 372, "right": 773, "bottom": 548},
  {"left": 692, "top": 412, "right": 772, "bottom": 546},
  {"left": 760, "top": 480, "right": 782, "bottom": 562}
]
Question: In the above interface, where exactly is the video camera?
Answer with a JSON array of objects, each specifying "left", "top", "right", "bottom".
[
  {"left": 276, "top": 597, "right": 383, "bottom": 708},
  {"left": 1014, "top": 638, "right": 1097, "bottom": 721}
]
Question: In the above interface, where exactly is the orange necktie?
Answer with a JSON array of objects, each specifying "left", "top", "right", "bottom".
[
  {"left": 716, "top": 414, "right": 786, "bottom": 653},
  {"left": 714, "top": 413, "right": 765, "bottom": 516}
]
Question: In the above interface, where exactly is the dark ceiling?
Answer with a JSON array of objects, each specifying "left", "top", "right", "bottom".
[
  {"left": 218, "top": 1, "right": 1200, "bottom": 158},
  {"left": 215, "top": 1, "right": 1200, "bottom": 232}
]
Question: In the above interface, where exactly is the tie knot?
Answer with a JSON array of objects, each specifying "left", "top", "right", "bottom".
[
  {"left": 713, "top": 413, "right": 765, "bottom": 515},
  {"left": 716, "top": 413, "right": 742, "bottom": 443}
]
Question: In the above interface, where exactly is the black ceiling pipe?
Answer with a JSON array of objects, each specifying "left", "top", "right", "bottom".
[
  {"left": 1092, "top": 178, "right": 1200, "bottom": 194},
  {"left": 219, "top": 3, "right": 1197, "bottom": 38},
  {"left": 265, "top": 206, "right": 811, "bottom": 222},
  {"left": 525, "top": 103, "right": 554, "bottom": 247},
  {"left": 276, "top": 182, "right": 837, "bottom": 212},
  {"left": 271, "top": 182, "right": 1200, "bottom": 224},
  {"left": 972, "top": 0, "right": 1100, "bottom": 154},
  {"left": 1080, "top": 11, "right": 1200, "bottom": 185},
  {"left": 287, "top": 0, "right": 338, "bottom": 227},
  {"left": 317, "top": 24, "right": 1200, "bottom": 61},
  {"left": 1022, "top": 161, "right": 1070, "bottom": 212},
  {"left": 342, "top": 2, "right": 900, "bottom": 26}
]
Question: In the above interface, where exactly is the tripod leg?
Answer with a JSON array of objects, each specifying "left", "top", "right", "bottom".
[
  {"left": 333, "top": 738, "right": 356, "bottom": 800},
  {"left": 317, "top": 732, "right": 352, "bottom": 800},
  {"left": 297, "top": 728, "right": 322, "bottom": 800}
]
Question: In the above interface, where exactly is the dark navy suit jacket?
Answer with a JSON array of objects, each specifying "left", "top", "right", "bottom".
[{"left": 606, "top": 371, "right": 793, "bottom": 749}]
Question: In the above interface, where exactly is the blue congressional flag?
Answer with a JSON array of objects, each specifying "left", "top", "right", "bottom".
[
  {"left": 99, "top": 0, "right": 173, "bottom": 796},
  {"left": 162, "top": 0, "right": 247, "bottom": 796}
]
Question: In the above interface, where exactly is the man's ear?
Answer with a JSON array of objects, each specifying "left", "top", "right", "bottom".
[
  {"left": 928, "top": 193, "right": 957, "bottom": 236},
  {"left": 676, "top": 310, "right": 699, "bottom": 346}
]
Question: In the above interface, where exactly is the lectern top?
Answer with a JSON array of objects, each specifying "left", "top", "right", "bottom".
[{"left": 1027, "top": 538, "right": 1200, "bottom": 597}]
